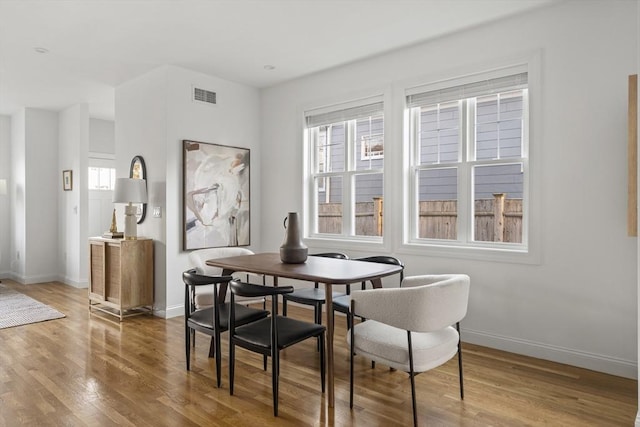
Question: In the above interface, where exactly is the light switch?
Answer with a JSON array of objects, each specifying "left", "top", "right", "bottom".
[{"left": 153, "top": 206, "right": 162, "bottom": 218}]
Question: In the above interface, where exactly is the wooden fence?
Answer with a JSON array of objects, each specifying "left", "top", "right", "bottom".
[{"left": 318, "top": 194, "right": 523, "bottom": 243}]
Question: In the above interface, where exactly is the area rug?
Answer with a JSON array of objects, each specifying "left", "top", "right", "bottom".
[{"left": 0, "top": 284, "right": 65, "bottom": 329}]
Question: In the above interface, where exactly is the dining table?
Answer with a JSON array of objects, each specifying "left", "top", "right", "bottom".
[{"left": 206, "top": 252, "right": 403, "bottom": 408}]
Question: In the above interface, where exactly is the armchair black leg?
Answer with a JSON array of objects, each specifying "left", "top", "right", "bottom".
[
  {"left": 282, "top": 298, "right": 288, "bottom": 316},
  {"left": 349, "top": 312, "right": 355, "bottom": 409},
  {"left": 408, "top": 331, "right": 417, "bottom": 427},
  {"left": 456, "top": 322, "right": 464, "bottom": 399},
  {"left": 208, "top": 337, "right": 215, "bottom": 358}
]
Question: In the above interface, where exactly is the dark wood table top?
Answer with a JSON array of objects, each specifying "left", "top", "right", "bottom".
[{"left": 205, "top": 252, "right": 402, "bottom": 284}]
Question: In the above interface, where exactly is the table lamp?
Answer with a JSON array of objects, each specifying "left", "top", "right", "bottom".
[{"left": 113, "top": 178, "right": 147, "bottom": 240}]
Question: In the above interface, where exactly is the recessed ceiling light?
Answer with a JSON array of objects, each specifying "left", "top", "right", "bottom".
[
  {"left": 34, "top": 47, "right": 49, "bottom": 54},
  {"left": 264, "top": 65, "right": 275, "bottom": 70}
]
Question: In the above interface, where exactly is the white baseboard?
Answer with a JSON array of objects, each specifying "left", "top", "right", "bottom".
[
  {"left": 462, "top": 328, "right": 637, "bottom": 379},
  {"left": 86, "top": 298, "right": 638, "bottom": 380},
  {"left": 635, "top": 412, "right": 640, "bottom": 427},
  {"left": 159, "top": 304, "right": 183, "bottom": 319},
  {"left": 59, "top": 275, "right": 88, "bottom": 288},
  {"left": 2, "top": 273, "right": 88, "bottom": 288},
  {"left": 3, "top": 272, "right": 60, "bottom": 285}
]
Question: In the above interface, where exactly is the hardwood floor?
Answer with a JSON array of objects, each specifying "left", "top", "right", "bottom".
[{"left": 0, "top": 280, "right": 636, "bottom": 426}]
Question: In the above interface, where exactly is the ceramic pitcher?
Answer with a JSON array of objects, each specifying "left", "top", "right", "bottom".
[{"left": 279, "top": 212, "right": 308, "bottom": 263}]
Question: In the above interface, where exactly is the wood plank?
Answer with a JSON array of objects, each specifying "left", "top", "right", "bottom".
[{"left": 0, "top": 280, "right": 636, "bottom": 426}]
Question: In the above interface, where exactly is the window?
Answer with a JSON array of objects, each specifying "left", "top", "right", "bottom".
[
  {"left": 406, "top": 68, "right": 528, "bottom": 250},
  {"left": 305, "top": 98, "right": 384, "bottom": 239},
  {"left": 88, "top": 167, "right": 116, "bottom": 190}
]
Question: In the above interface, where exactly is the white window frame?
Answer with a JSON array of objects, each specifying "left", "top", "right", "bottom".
[
  {"left": 303, "top": 97, "right": 385, "bottom": 243},
  {"left": 402, "top": 61, "right": 540, "bottom": 263},
  {"left": 88, "top": 166, "right": 116, "bottom": 191}
]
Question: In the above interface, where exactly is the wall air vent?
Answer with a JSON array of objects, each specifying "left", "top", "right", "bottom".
[{"left": 193, "top": 87, "right": 217, "bottom": 105}]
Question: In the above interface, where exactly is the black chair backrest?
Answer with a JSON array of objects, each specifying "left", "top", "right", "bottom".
[
  {"left": 354, "top": 256, "right": 405, "bottom": 289},
  {"left": 183, "top": 269, "right": 234, "bottom": 314},
  {"left": 230, "top": 281, "right": 293, "bottom": 298},
  {"left": 229, "top": 281, "right": 293, "bottom": 342},
  {"left": 310, "top": 252, "right": 349, "bottom": 259}
]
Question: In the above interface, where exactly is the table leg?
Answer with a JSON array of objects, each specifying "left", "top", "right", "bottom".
[{"left": 325, "top": 282, "right": 334, "bottom": 408}]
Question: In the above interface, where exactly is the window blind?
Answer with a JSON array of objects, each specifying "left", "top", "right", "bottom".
[
  {"left": 305, "top": 101, "right": 383, "bottom": 128},
  {"left": 406, "top": 72, "right": 528, "bottom": 108}
]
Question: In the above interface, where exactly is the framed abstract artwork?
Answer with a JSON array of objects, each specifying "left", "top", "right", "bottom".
[{"left": 183, "top": 140, "right": 250, "bottom": 250}]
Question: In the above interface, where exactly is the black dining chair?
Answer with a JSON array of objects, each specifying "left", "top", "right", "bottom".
[
  {"left": 282, "top": 252, "right": 349, "bottom": 331},
  {"left": 332, "top": 255, "right": 405, "bottom": 330},
  {"left": 228, "top": 280, "right": 326, "bottom": 416},
  {"left": 183, "top": 269, "right": 269, "bottom": 388}
]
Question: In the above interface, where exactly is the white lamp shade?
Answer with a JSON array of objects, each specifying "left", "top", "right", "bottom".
[
  {"left": 0, "top": 179, "right": 6, "bottom": 196},
  {"left": 113, "top": 178, "right": 147, "bottom": 203}
]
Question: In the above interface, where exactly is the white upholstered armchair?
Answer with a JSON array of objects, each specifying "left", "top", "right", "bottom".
[
  {"left": 188, "top": 247, "right": 265, "bottom": 308},
  {"left": 347, "top": 274, "right": 470, "bottom": 427}
]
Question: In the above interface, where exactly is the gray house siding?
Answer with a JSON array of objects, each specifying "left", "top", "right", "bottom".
[{"left": 318, "top": 92, "right": 523, "bottom": 204}]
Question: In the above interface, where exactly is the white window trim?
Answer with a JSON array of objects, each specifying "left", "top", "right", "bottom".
[
  {"left": 399, "top": 53, "right": 541, "bottom": 265},
  {"left": 302, "top": 90, "right": 392, "bottom": 252}
]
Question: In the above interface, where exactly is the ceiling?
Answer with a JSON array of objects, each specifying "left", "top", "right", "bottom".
[{"left": 0, "top": 0, "right": 559, "bottom": 121}]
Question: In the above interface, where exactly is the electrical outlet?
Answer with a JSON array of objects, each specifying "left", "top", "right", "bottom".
[{"left": 153, "top": 207, "right": 162, "bottom": 218}]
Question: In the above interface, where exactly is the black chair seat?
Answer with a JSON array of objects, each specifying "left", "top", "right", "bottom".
[
  {"left": 284, "top": 288, "right": 345, "bottom": 304},
  {"left": 332, "top": 294, "right": 350, "bottom": 313},
  {"left": 234, "top": 315, "right": 326, "bottom": 350},
  {"left": 183, "top": 269, "right": 269, "bottom": 388},
  {"left": 229, "top": 280, "right": 326, "bottom": 416},
  {"left": 188, "top": 303, "right": 269, "bottom": 330}
]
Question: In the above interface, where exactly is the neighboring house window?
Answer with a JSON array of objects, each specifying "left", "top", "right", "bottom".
[
  {"left": 88, "top": 167, "right": 116, "bottom": 190},
  {"left": 406, "top": 68, "right": 528, "bottom": 250},
  {"left": 305, "top": 98, "right": 384, "bottom": 239}
]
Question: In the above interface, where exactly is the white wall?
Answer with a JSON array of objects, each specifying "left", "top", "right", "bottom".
[
  {"left": 88, "top": 118, "right": 115, "bottom": 239},
  {"left": 261, "top": 1, "right": 638, "bottom": 378},
  {"left": 14, "top": 108, "right": 59, "bottom": 283},
  {"left": 2, "top": 107, "right": 90, "bottom": 286},
  {"left": 0, "top": 116, "right": 10, "bottom": 278},
  {"left": 89, "top": 118, "right": 115, "bottom": 155},
  {"left": 115, "top": 65, "right": 261, "bottom": 317},
  {"left": 116, "top": 66, "right": 168, "bottom": 310},
  {"left": 10, "top": 111, "right": 25, "bottom": 279},
  {"left": 58, "top": 104, "right": 89, "bottom": 287}
]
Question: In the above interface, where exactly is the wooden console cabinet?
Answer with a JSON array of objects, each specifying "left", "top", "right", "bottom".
[{"left": 88, "top": 237, "right": 154, "bottom": 321}]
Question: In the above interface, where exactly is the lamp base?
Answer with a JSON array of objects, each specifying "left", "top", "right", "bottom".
[{"left": 124, "top": 204, "right": 138, "bottom": 240}]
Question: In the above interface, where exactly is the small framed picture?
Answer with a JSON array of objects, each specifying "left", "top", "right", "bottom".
[{"left": 63, "top": 170, "right": 73, "bottom": 191}]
